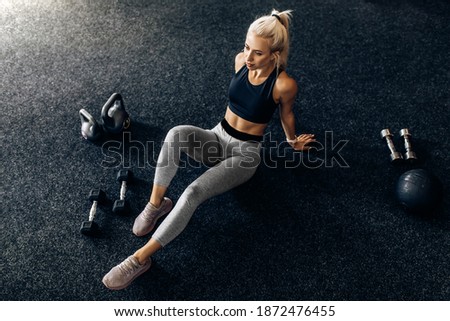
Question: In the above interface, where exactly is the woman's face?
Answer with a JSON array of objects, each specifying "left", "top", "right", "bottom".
[{"left": 244, "top": 32, "right": 273, "bottom": 70}]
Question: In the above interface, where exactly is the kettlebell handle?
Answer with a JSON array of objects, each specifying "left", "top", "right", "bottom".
[
  {"left": 101, "top": 93, "right": 123, "bottom": 117},
  {"left": 79, "top": 108, "right": 96, "bottom": 124},
  {"left": 79, "top": 108, "right": 102, "bottom": 141},
  {"left": 101, "top": 93, "right": 130, "bottom": 134}
]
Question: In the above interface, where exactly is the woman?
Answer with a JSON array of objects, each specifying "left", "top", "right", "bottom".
[{"left": 102, "top": 9, "right": 315, "bottom": 290}]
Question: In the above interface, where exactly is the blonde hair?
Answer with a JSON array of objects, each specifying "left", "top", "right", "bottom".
[{"left": 248, "top": 9, "right": 293, "bottom": 70}]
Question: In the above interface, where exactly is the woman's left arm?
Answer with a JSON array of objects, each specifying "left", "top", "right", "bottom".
[{"left": 278, "top": 75, "right": 316, "bottom": 151}]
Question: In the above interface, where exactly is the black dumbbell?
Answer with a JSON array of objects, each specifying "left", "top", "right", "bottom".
[
  {"left": 380, "top": 129, "right": 403, "bottom": 164},
  {"left": 113, "top": 170, "right": 132, "bottom": 214},
  {"left": 399, "top": 128, "right": 417, "bottom": 163},
  {"left": 80, "top": 189, "right": 106, "bottom": 235}
]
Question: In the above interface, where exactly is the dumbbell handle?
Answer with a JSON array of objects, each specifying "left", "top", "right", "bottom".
[
  {"left": 402, "top": 135, "right": 413, "bottom": 152},
  {"left": 89, "top": 201, "right": 98, "bottom": 221},
  {"left": 385, "top": 135, "right": 398, "bottom": 154},
  {"left": 119, "top": 181, "right": 127, "bottom": 200}
]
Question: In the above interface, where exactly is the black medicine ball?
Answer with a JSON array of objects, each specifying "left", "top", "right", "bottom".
[{"left": 395, "top": 169, "right": 443, "bottom": 214}]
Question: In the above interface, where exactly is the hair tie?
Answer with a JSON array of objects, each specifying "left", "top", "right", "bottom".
[{"left": 272, "top": 14, "right": 281, "bottom": 23}]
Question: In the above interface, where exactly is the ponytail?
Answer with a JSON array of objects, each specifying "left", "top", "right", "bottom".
[{"left": 248, "top": 9, "right": 293, "bottom": 70}]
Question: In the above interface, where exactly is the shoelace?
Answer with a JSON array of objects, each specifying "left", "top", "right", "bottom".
[{"left": 118, "top": 257, "right": 140, "bottom": 276}]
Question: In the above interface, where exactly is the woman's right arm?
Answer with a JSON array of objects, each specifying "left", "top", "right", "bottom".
[{"left": 235, "top": 52, "right": 245, "bottom": 72}]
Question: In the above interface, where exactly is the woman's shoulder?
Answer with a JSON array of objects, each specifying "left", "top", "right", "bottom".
[
  {"left": 275, "top": 70, "right": 298, "bottom": 95},
  {"left": 234, "top": 52, "right": 246, "bottom": 72}
]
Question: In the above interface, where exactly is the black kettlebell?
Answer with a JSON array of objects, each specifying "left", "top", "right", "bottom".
[
  {"left": 79, "top": 108, "right": 102, "bottom": 141},
  {"left": 101, "top": 93, "right": 130, "bottom": 134}
]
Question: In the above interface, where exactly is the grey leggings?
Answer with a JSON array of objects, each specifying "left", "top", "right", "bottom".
[{"left": 151, "top": 122, "right": 262, "bottom": 247}]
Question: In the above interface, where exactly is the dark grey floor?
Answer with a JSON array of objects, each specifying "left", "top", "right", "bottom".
[{"left": 1, "top": 0, "right": 449, "bottom": 300}]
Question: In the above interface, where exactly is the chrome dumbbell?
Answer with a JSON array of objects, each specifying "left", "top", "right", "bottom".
[
  {"left": 399, "top": 128, "right": 417, "bottom": 162},
  {"left": 380, "top": 129, "right": 403, "bottom": 164}
]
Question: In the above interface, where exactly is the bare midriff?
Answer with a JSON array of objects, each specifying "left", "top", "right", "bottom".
[{"left": 224, "top": 106, "right": 268, "bottom": 136}]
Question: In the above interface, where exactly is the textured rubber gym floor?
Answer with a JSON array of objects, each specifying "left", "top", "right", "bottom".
[{"left": 1, "top": 0, "right": 449, "bottom": 301}]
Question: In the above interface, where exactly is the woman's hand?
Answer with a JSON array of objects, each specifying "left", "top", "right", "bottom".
[{"left": 288, "top": 134, "right": 316, "bottom": 151}]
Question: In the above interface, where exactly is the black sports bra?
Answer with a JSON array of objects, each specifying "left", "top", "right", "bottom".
[{"left": 228, "top": 65, "right": 279, "bottom": 124}]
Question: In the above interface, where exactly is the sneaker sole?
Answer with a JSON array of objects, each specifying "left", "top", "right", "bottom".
[{"left": 102, "top": 260, "right": 152, "bottom": 290}]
